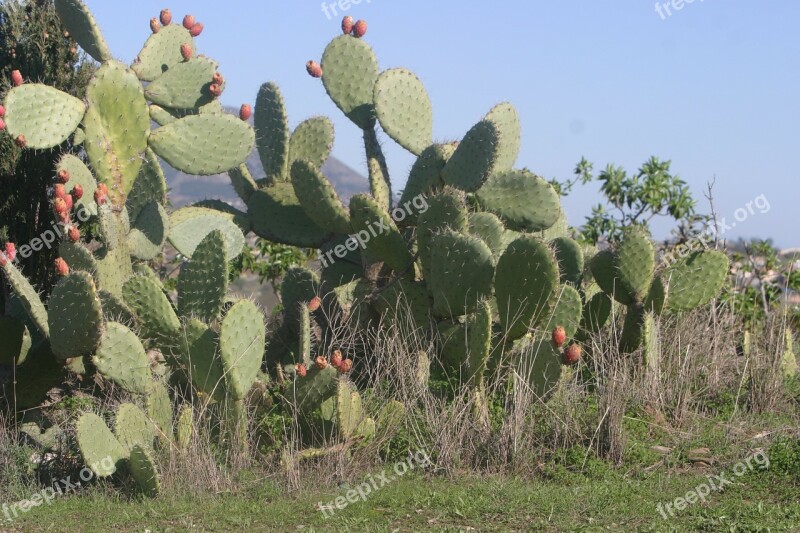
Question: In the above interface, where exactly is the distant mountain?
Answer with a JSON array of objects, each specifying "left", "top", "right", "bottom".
[{"left": 162, "top": 111, "right": 368, "bottom": 209}]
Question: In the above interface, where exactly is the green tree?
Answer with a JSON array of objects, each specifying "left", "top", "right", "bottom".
[{"left": 0, "top": 0, "right": 94, "bottom": 306}]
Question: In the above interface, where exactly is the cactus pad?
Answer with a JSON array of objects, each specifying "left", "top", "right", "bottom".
[
  {"left": 169, "top": 206, "right": 246, "bottom": 259},
  {"left": 664, "top": 250, "right": 729, "bottom": 312},
  {"left": 129, "top": 445, "right": 160, "bottom": 497},
  {"left": 552, "top": 237, "right": 584, "bottom": 286},
  {"left": 495, "top": 235, "right": 559, "bottom": 339},
  {"left": 48, "top": 272, "right": 103, "bottom": 361},
  {"left": 54, "top": 0, "right": 112, "bottom": 62},
  {"left": 3, "top": 84, "right": 86, "bottom": 149},
  {"left": 122, "top": 275, "right": 181, "bottom": 342},
  {"left": 399, "top": 143, "right": 456, "bottom": 209},
  {"left": 144, "top": 57, "right": 217, "bottom": 109},
  {"left": 114, "top": 403, "right": 156, "bottom": 453},
  {"left": 145, "top": 382, "right": 173, "bottom": 438},
  {"left": 349, "top": 194, "right": 414, "bottom": 271},
  {"left": 128, "top": 202, "right": 170, "bottom": 260},
  {"left": 430, "top": 231, "right": 495, "bottom": 318},
  {"left": 441, "top": 119, "right": 500, "bottom": 192},
  {"left": 132, "top": 24, "right": 195, "bottom": 81},
  {"left": 517, "top": 338, "right": 563, "bottom": 400},
  {"left": 254, "top": 82, "right": 290, "bottom": 182},
  {"left": 615, "top": 227, "right": 655, "bottom": 304},
  {"left": 247, "top": 184, "right": 331, "bottom": 248},
  {"left": 290, "top": 160, "right": 351, "bottom": 235},
  {"left": 580, "top": 292, "right": 613, "bottom": 335},
  {"left": 175, "top": 405, "right": 193, "bottom": 449},
  {"left": 1, "top": 262, "right": 50, "bottom": 338},
  {"left": 220, "top": 300, "right": 266, "bottom": 400},
  {"left": 484, "top": 103, "right": 521, "bottom": 171},
  {"left": 180, "top": 319, "right": 226, "bottom": 401},
  {"left": 288, "top": 117, "right": 334, "bottom": 170},
  {"left": 545, "top": 285, "right": 584, "bottom": 339},
  {"left": 468, "top": 212, "right": 507, "bottom": 258},
  {"left": 57, "top": 154, "right": 97, "bottom": 216},
  {"left": 476, "top": 170, "right": 561, "bottom": 232},
  {"left": 374, "top": 68, "right": 432, "bottom": 155},
  {"left": 149, "top": 114, "right": 255, "bottom": 176},
  {"left": 321, "top": 35, "right": 378, "bottom": 129},
  {"left": 177, "top": 230, "right": 228, "bottom": 323},
  {"left": 93, "top": 322, "right": 152, "bottom": 395},
  {"left": 75, "top": 413, "right": 127, "bottom": 478}
]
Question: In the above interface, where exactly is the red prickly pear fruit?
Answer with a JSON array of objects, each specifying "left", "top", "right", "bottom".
[
  {"left": 67, "top": 226, "right": 80, "bottom": 243},
  {"left": 0, "top": 105, "right": 5, "bottom": 117},
  {"left": 338, "top": 359, "right": 353, "bottom": 374},
  {"left": 53, "top": 197, "right": 68, "bottom": 214},
  {"left": 180, "top": 43, "right": 193, "bottom": 61},
  {"left": 150, "top": 18, "right": 161, "bottom": 33},
  {"left": 160, "top": 9, "right": 172, "bottom": 26},
  {"left": 57, "top": 169, "right": 70, "bottom": 184},
  {"left": 182, "top": 14, "right": 195, "bottom": 29},
  {"left": 209, "top": 83, "right": 223, "bottom": 97},
  {"left": 190, "top": 23, "right": 203, "bottom": 37},
  {"left": 0, "top": 253, "right": 6, "bottom": 267},
  {"left": 64, "top": 194, "right": 73, "bottom": 211},
  {"left": 4, "top": 243, "right": 16, "bottom": 262},
  {"left": 330, "top": 350, "right": 343, "bottom": 368},
  {"left": 14, "top": 134, "right": 26, "bottom": 148},
  {"left": 352, "top": 20, "right": 367, "bottom": 38},
  {"left": 306, "top": 60, "right": 323, "bottom": 78},
  {"left": 342, "top": 16, "right": 354, "bottom": 35},
  {"left": 307, "top": 296, "right": 322, "bottom": 313},
  {"left": 315, "top": 356, "right": 328, "bottom": 370},
  {"left": 11, "top": 70, "right": 23, "bottom": 86},
  {"left": 563, "top": 344, "right": 582, "bottom": 366},
  {"left": 54, "top": 258, "right": 69, "bottom": 277},
  {"left": 94, "top": 184, "right": 108, "bottom": 205},
  {"left": 57, "top": 211, "right": 70, "bottom": 224},
  {"left": 239, "top": 104, "right": 252, "bottom": 121},
  {"left": 0, "top": 118, "right": 5, "bottom": 131},
  {"left": 71, "top": 184, "right": 84, "bottom": 201},
  {"left": 212, "top": 72, "right": 224, "bottom": 85},
  {"left": 551, "top": 326, "right": 566, "bottom": 348},
  {"left": 54, "top": 184, "right": 67, "bottom": 199},
  {"left": 296, "top": 363, "right": 308, "bottom": 378}
]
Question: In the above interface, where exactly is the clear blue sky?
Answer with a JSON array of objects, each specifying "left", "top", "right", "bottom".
[{"left": 84, "top": 0, "right": 799, "bottom": 247}]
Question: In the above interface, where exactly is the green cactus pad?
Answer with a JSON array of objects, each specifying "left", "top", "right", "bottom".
[
  {"left": 417, "top": 188, "right": 469, "bottom": 277},
  {"left": 441, "top": 120, "right": 500, "bottom": 192},
  {"left": 3, "top": 84, "right": 86, "bottom": 149},
  {"left": 620, "top": 304, "right": 646, "bottom": 354},
  {"left": 247, "top": 183, "right": 332, "bottom": 248},
  {"left": 495, "top": 235, "right": 560, "bottom": 339},
  {"left": 98, "top": 289, "right": 136, "bottom": 325},
  {"left": 580, "top": 292, "right": 613, "bottom": 335},
  {"left": 72, "top": 127, "right": 85, "bottom": 145},
  {"left": 615, "top": 227, "right": 655, "bottom": 304},
  {"left": 114, "top": 403, "right": 156, "bottom": 453},
  {"left": 430, "top": 231, "right": 495, "bottom": 318},
  {"left": 175, "top": 405, "right": 193, "bottom": 449},
  {"left": 552, "top": 237, "right": 584, "bottom": 286},
  {"left": 645, "top": 275, "right": 667, "bottom": 315},
  {"left": 145, "top": 57, "right": 217, "bottom": 109},
  {"left": 0, "top": 263, "right": 49, "bottom": 338},
  {"left": 19, "top": 421, "right": 63, "bottom": 452},
  {"left": 83, "top": 61, "right": 150, "bottom": 207},
  {"left": 516, "top": 338, "right": 563, "bottom": 400},
  {"left": 180, "top": 319, "right": 226, "bottom": 401},
  {"left": 93, "top": 241, "right": 134, "bottom": 296},
  {"left": 0, "top": 316, "right": 28, "bottom": 366},
  {"left": 122, "top": 275, "right": 181, "bottom": 342},
  {"left": 642, "top": 312, "right": 661, "bottom": 374},
  {"left": 58, "top": 243, "right": 97, "bottom": 280},
  {"left": 75, "top": 413, "right": 127, "bottom": 478},
  {"left": 48, "top": 272, "right": 103, "bottom": 361},
  {"left": 149, "top": 104, "right": 175, "bottom": 126},
  {"left": 281, "top": 267, "right": 320, "bottom": 319},
  {"left": 373, "top": 281, "right": 432, "bottom": 331},
  {"left": 336, "top": 380, "right": 366, "bottom": 439},
  {"left": 291, "top": 365, "right": 338, "bottom": 414},
  {"left": 57, "top": 154, "right": 97, "bottom": 216},
  {"left": 781, "top": 330, "right": 797, "bottom": 379},
  {"left": 468, "top": 212, "right": 507, "bottom": 257},
  {"left": 664, "top": 250, "right": 729, "bottom": 312},
  {"left": 220, "top": 300, "right": 266, "bottom": 400},
  {"left": 128, "top": 202, "right": 170, "bottom": 261},
  {"left": 2, "top": 343, "right": 64, "bottom": 409},
  {"left": 589, "top": 250, "right": 621, "bottom": 301},
  {"left": 132, "top": 24, "right": 195, "bottom": 82},
  {"left": 254, "top": 82, "right": 290, "bottom": 182},
  {"left": 374, "top": 68, "right": 433, "bottom": 155},
  {"left": 466, "top": 300, "right": 493, "bottom": 385},
  {"left": 349, "top": 194, "right": 414, "bottom": 271},
  {"left": 54, "top": 0, "right": 112, "bottom": 62},
  {"left": 476, "top": 170, "right": 562, "bottom": 232},
  {"left": 228, "top": 164, "right": 258, "bottom": 204},
  {"left": 289, "top": 117, "right": 334, "bottom": 170},
  {"left": 96, "top": 205, "right": 120, "bottom": 251},
  {"left": 127, "top": 148, "right": 167, "bottom": 222},
  {"left": 544, "top": 285, "right": 583, "bottom": 339},
  {"left": 169, "top": 206, "right": 246, "bottom": 259},
  {"left": 399, "top": 143, "right": 456, "bottom": 209},
  {"left": 177, "top": 230, "right": 228, "bottom": 323},
  {"left": 149, "top": 114, "right": 255, "bottom": 176},
  {"left": 484, "top": 103, "right": 521, "bottom": 171},
  {"left": 290, "top": 160, "right": 351, "bottom": 235},
  {"left": 298, "top": 304, "right": 312, "bottom": 365},
  {"left": 92, "top": 322, "right": 152, "bottom": 395},
  {"left": 145, "top": 382, "right": 173, "bottom": 437},
  {"left": 321, "top": 35, "right": 379, "bottom": 129},
  {"left": 129, "top": 445, "right": 160, "bottom": 497}
]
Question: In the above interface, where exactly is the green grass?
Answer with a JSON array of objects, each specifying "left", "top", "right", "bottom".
[{"left": 4, "top": 469, "right": 799, "bottom": 532}]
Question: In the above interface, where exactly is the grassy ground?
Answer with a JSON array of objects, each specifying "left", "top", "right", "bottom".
[{"left": 4, "top": 468, "right": 799, "bottom": 532}]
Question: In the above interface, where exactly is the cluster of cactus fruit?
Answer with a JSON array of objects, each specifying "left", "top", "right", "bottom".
[{"left": 0, "top": 2, "right": 734, "bottom": 495}]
